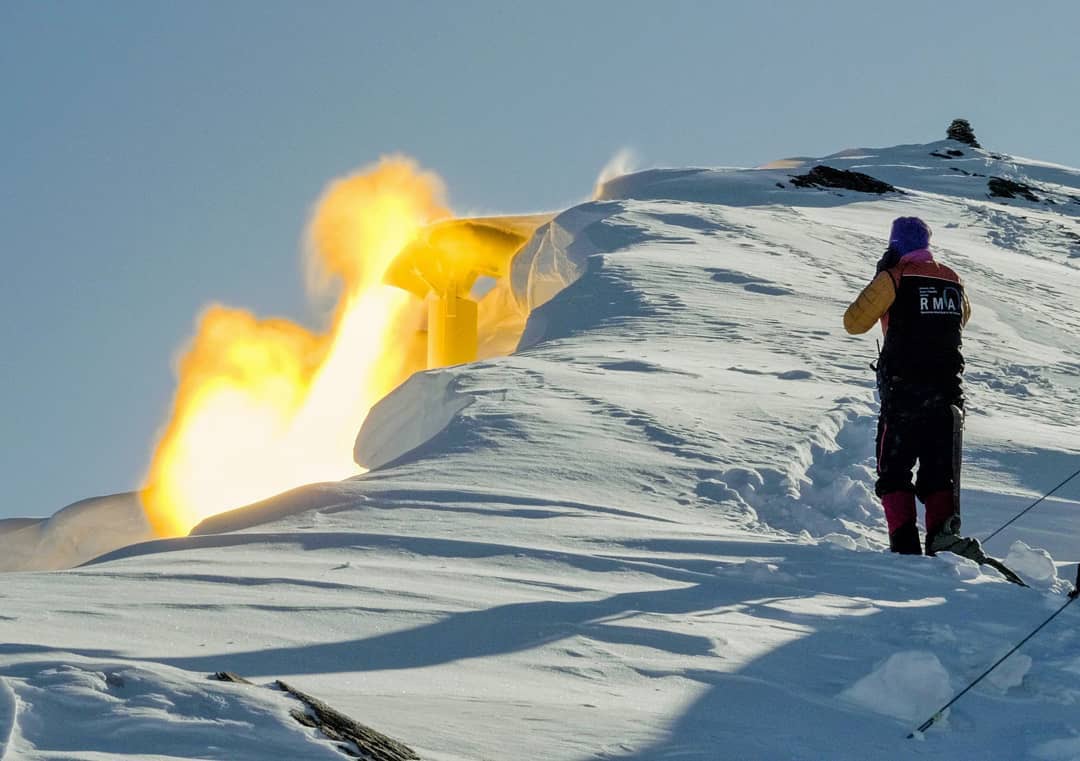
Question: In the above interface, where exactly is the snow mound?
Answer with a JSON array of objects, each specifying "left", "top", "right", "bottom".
[
  {"left": 985, "top": 652, "right": 1031, "bottom": 693},
  {"left": 821, "top": 533, "right": 859, "bottom": 550},
  {"left": 715, "top": 558, "right": 795, "bottom": 583},
  {"left": 841, "top": 651, "right": 952, "bottom": 723},
  {"left": 0, "top": 661, "right": 345, "bottom": 760},
  {"left": 509, "top": 203, "right": 613, "bottom": 315},
  {"left": 190, "top": 480, "right": 362, "bottom": 536},
  {"left": 354, "top": 368, "right": 473, "bottom": 470},
  {"left": 0, "top": 676, "right": 15, "bottom": 759},
  {"left": 1004, "top": 540, "right": 1061, "bottom": 590},
  {"left": 0, "top": 493, "right": 152, "bottom": 572},
  {"left": 1033, "top": 735, "right": 1080, "bottom": 761},
  {"left": 935, "top": 551, "right": 983, "bottom": 582}
]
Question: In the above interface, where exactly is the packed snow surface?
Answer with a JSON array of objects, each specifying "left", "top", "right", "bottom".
[{"left": 3, "top": 138, "right": 1080, "bottom": 759}]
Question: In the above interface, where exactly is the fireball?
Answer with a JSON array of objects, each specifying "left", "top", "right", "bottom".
[{"left": 140, "top": 157, "right": 449, "bottom": 537}]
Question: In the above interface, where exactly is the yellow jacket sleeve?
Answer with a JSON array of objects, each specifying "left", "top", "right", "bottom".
[{"left": 844, "top": 272, "right": 895, "bottom": 335}]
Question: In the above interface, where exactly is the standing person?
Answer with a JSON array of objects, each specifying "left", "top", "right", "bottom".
[{"left": 844, "top": 217, "right": 971, "bottom": 555}]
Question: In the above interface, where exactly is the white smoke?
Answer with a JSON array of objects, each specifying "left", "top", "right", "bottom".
[{"left": 593, "top": 148, "right": 639, "bottom": 199}]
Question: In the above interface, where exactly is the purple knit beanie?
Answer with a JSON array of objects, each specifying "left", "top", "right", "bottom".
[{"left": 889, "top": 217, "right": 931, "bottom": 255}]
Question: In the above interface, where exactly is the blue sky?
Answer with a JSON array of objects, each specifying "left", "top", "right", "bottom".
[{"left": 2, "top": 0, "right": 1078, "bottom": 519}]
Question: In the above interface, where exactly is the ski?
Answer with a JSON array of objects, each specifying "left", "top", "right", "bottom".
[
  {"left": 981, "top": 555, "right": 1028, "bottom": 587},
  {"left": 929, "top": 532, "right": 1028, "bottom": 586}
]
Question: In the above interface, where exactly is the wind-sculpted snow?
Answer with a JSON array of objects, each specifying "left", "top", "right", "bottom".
[
  {"left": 0, "top": 493, "right": 152, "bottom": 572},
  {"left": 354, "top": 370, "right": 474, "bottom": 471},
  {"left": 4, "top": 139, "right": 1080, "bottom": 759},
  {"left": 509, "top": 202, "right": 616, "bottom": 314}
]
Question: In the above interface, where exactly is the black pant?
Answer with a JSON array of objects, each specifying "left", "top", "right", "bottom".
[{"left": 875, "top": 396, "right": 957, "bottom": 500}]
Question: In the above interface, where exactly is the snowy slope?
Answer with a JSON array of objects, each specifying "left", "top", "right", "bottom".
[{"left": 3, "top": 137, "right": 1080, "bottom": 760}]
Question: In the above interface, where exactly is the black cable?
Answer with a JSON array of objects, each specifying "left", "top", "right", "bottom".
[{"left": 982, "top": 466, "right": 1080, "bottom": 545}]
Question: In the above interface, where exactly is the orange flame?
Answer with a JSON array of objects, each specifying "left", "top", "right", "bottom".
[{"left": 140, "top": 157, "right": 449, "bottom": 537}]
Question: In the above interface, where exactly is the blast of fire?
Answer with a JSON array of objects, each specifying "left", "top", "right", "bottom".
[{"left": 140, "top": 157, "right": 450, "bottom": 537}]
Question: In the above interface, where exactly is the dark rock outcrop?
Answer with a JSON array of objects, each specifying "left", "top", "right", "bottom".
[
  {"left": 211, "top": 672, "right": 420, "bottom": 760},
  {"left": 947, "top": 118, "right": 981, "bottom": 148},
  {"left": 988, "top": 177, "right": 1040, "bottom": 202},
  {"left": 789, "top": 165, "right": 898, "bottom": 195}
]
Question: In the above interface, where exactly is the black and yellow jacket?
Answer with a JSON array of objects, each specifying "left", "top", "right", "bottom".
[{"left": 845, "top": 248, "right": 970, "bottom": 393}]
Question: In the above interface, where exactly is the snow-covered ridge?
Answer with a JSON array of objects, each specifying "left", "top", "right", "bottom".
[
  {"left": 602, "top": 139, "right": 1080, "bottom": 221},
  {"left": 349, "top": 140, "right": 1079, "bottom": 545},
  {"left": 4, "top": 137, "right": 1080, "bottom": 760}
]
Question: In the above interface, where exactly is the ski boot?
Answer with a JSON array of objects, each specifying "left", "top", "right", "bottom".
[{"left": 927, "top": 521, "right": 1027, "bottom": 587}]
